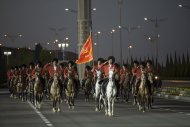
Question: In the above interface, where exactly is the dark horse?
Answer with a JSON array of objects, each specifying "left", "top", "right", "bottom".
[{"left": 65, "top": 70, "right": 76, "bottom": 109}]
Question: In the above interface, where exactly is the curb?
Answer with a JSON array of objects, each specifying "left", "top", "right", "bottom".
[{"left": 155, "top": 93, "right": 190, "bottom": 102}]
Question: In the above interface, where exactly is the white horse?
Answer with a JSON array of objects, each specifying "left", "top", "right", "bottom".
[
  {"left": 104, "top": 69, "right": 117, "bottom": 117},
  {"left": 95, "top": 70, "right": 104, "bottom": 111}
]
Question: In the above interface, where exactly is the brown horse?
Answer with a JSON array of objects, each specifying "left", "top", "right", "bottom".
[
  {"left": 65, "top": 70, "right": 76, "bottom": 109},
  {"left": 121, "top": 72, "right": 131, "bottom": 102},
  {"left": 147, "top": 73, "right": 155, "bottom": 108},
  {"left": 50, "top": 72, "right": 61, "bottom": 112},
  {"left": 137, "top": 71, "right": 150, "bottom": 112},
  {"left": 16, "top": 74, "right": 28, "bottom": 101},
  {"left": 82, "top": 72, "right": 93, "bottom": 102},
  {"left": 34, "top": 71, "right": 44, "bottom": 109}
]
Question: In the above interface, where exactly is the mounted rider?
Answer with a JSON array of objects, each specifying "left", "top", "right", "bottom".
[
  {"left": 43, "top": 58, "right": 62, "bottom": 97},
  {"left": 63, "top": 60, "right": 79, "bottom": 93},
  {"left": 99, "top": 56, "right": 119, "bottom": 97}
]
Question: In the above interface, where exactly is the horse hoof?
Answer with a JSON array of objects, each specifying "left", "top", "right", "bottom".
[
  {"left": 72, "top": 106, "right": 74, "bottom": 110},
  {"left": 53, "top": 108, "right": 56, "bottom": 112},
  {"left": 57, "top": 108, "right": 60, "bottom": 112},
  {"left": 68, "top": 106, "right": 71, "bottom": 109},
  {"left": 95, "top": 108, "right": 98, "bottom": 112}
]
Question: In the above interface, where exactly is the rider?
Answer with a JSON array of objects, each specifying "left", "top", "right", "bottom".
[
  {"left": 7, "top": 67, "right": 14, "bottom": 89},
  {"left": 63, "top": 60, "right": 79, "bottom": 93},
  {"left": 99, "top": 56, "right": 119, "bottom": 97},
  {"left": 44, "top": 58, "right": 62, "bottom": 97},
  {"left": 146, "top": 60, "right": 155, "bottom": 95},
  {"left": 32, "top": 61, "right": 45, "bottom": 90},
  {"left": 82, "top": 65, "right": 93, "bottom": 89},
  {"left": 26, "top": 62, "right": 34, "bottom": 82}
]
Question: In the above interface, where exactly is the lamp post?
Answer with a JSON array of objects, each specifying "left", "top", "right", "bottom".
[
  {"left": 58, "top": 38, "right": 69, "bottom": 61},
  {"left": 128, "top": 44, "right": 133, "bottom": 64},
  {"left": 117, "top": 0, "right": 123, "bottom": 64},
  {"left": 110, "top": 29, "right": 115, "bottom": 56},
  {"left": 144, "top": 17, "right": 166, "bottom": 70},
  {"left": 94, "top": 31, "right": 101, "bottom": 58},
  {"left": 4, "top": 51, "right": 12, "bottom": 69},
  {"left": 145, "top": 34, "right": 160, "bottom": 69},
  {"left": 118, "top": 25, "right": 140, "bottom": 61}
]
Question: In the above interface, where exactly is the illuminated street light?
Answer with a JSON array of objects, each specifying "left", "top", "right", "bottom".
[
  {"left": 94, "top": 31, "right": 101, "bottom": 58},
  {"left": 4, "top": 33, "right": 22, "bottom": 42},
  {"left": 4, "top": 51, "right": 12, "bottom": 68},
  {"left": 110, "top": 29, "right": 115, "bottom": 56},
  {"left": 58, "top": 38, "right": 69, "bottom": 60},
  {"left": 178, "top": 4, "right": 190, "bottom": 9}
]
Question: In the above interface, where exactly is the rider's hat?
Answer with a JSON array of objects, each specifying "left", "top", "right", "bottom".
[
  {"left": 97, "top": 58, "right": 104, "bottom": 64},
  {"left": 107, "top": 56, "right": 115, "bottom": 63},
  {"left": 133, "top": 60, "right": 139, "bottom": 65},
  {"left": 52, "top": 58, "right": 58, "bottom": 63},
  {"left": 68, "top": 60, "right": 74, "bottom": 66}
]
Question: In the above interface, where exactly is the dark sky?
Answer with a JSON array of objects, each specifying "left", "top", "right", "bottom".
[{"left": 0, "top": 0, "right": 190, "bottom": 64}]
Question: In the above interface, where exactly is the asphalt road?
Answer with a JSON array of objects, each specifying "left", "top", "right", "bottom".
[{"left": 0, "top": 89, "right": 190, "bottom": 127}]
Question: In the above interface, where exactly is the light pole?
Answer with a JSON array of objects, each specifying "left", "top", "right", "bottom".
[
  {"left": 58, "top": 37, "right": 69, "bottom": 61},
  {"left": 110, "top": 29, "right": 115, "bottom": 56},
  {"left": 145, "top": 34, "right": 160, "bottom": 68},
  {"left": 94, "top": 31, "right": 101, "bottom": 58},
  {"left": 117, "top": 0, "right": 123, "bottom": 64},
  {"left": 4, "top": 51, "right": 12, "bottom": 69},
  {"left": 118, "top": 25, "right": 140, "bottom": 61},
  {"left": 144, "top": 17, "right": 166, "bottom": 70},
  {"left": 128, "top": 44, "right": 133, "bottom": 64}
]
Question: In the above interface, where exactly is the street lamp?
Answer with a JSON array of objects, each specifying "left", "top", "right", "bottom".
[
  {"left": 4, "top": 51, "right": 12, "bottom": 68},
  {"left": 94, "top": 31, "right": 101, "bottom": 58},
  {"left": 58, "top": 38, "right": 69, "bottom": 61},
  {"left": 128, "top": 44, "right": 133, "bottom": 64},
  {"left": 145, "top": 34, "right": 160, "bottom": 68},
  {"left": 65, "top": 8, "right": 96, "bottom": 13},
  {"left": 178, "top": 4, "right": 190, "bottom": 9},
  {"left": 144, "top": 17, "right": 166, "bottom": 70},
  {"left": 117, "top": 0, "right": 124, "bottom": 64},
  {"left": 110, "top": 29, "right": 115, "bottom": 56},
  {"left": 118, "top": 25, "right": 140, "bottom": 61},
  {"left": 4, "top": 33, "right": 22, "bottom": 42}
]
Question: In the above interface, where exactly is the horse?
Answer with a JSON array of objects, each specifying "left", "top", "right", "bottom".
[
  {"left": 16, "top": 75, "right": 23, "bottom": 100},
  {"left": 121, "top": 72, "right": 131, "bottom": 102},
  {"left": 9, "top": 77, "right": 17, "bottom": 98},
  {"left": 82, "top": 72, "right": 93, "bottom": 102},
  {"left": 28, "top": 76, "right": 34, "bottom": 104},
  {"left": 94, "top": 70, "right": 104, "bottom": 111},
  {"left": 34, "top": 71, "right": 44, "bottom": 109},
  {"left": 137, "top": 71, "right": 150, "bottom": 112},
  {"left": 65, "top": 70, "right": 76, "bottom": 109},
  {"left": 50, "top": 72, "right": 61, "bottom": 112},
  {"left": 16, "top": 74, "right": 28, "bottom": 101},
  {"left": 147, "top": 73, "right": 155, "bottom": 108},
  {"left": 104, "top": 69, "right": 117, "bottom": 117},
  {"left": 131, "top": 75, "right": 138, "bottom": 105}
]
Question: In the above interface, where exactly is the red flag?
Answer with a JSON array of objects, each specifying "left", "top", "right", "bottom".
[{"left": 76, "top": 33, "right": 93, "bottom": 64}]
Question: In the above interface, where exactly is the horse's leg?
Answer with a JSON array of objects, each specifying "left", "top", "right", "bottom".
[
  {"left": 111, "top": 98, "right": 115, "bottom": 116},
  {"left": 57, "top": 96, "right": 61, "bottom": 112},
  {"left": 108, "top": 97, "right": 111, "bottom": 116},
  {"left": 104, "top": 98, "right": 108, "bottom": 116}
]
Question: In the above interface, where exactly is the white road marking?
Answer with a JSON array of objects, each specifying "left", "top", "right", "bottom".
[{"left": 27, "top": 101, "right": 53, "bottom": 127}]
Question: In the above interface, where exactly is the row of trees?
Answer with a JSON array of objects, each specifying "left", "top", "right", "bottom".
[{"left": 160, "top": 51, "right": 190, "bottom": 79}]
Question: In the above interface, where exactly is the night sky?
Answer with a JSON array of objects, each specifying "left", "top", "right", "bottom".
[{"left": 0, "top": 0, "right": 190, "bottom": 64}]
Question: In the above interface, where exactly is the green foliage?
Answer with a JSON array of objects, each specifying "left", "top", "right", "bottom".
[{"left": 39, "top": 49, "right": 54, "bottom": 65}]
